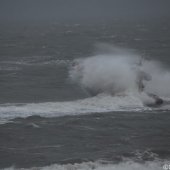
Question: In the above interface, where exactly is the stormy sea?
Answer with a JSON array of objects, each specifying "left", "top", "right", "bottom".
[{"left": 0, "top": 19, "right": 170, "bottom": 170}]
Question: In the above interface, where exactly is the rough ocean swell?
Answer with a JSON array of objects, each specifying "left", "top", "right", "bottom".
[
  {"left": 1, "top": 45, "right": 170, "bottom": 124},
  {"left": 0, "top": 38, "right": 170, "bottom": 170},
  {"left": 1, "top": 21, "right": 170, "bottom": 169}
]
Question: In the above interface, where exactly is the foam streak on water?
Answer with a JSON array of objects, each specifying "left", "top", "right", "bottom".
[{"left": 0, "top": 93, "right": 149, "bottom": 124}]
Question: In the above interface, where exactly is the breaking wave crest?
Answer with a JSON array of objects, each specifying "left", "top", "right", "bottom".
[{"left": 3, "top": 160, "right": 169, "bottom": 170}]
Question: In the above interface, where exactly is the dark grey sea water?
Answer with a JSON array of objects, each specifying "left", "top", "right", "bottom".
[{"left": 0, "top": 20, "right": 170, "bottom": 169}]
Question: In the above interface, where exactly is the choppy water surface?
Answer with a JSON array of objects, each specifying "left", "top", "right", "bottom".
[{"left": 0, "top": 20, "right": 170, "bottom": 169}]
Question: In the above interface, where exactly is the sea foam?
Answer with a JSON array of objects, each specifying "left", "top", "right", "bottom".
[{"left": 3, "top": 160, "right": 168, "bottom": 170}]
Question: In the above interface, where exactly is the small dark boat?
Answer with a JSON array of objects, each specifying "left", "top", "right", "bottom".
[{"left": 146, "top": 93, "right": 164, "bottom": 107}]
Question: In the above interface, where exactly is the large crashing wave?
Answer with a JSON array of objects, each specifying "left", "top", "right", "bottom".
[
  {"left": 70, "top": 54, "right": 138, "bottom": 96},
  {"left": 69, "top": 44, "right": 170, "bottom": 101}
]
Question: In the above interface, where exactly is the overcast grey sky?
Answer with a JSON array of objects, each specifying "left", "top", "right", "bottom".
[{"left": 0, "top": 0, "right": 170, "bottom": 22}]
